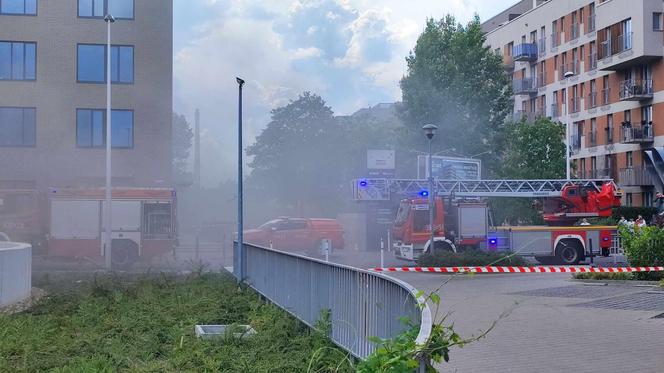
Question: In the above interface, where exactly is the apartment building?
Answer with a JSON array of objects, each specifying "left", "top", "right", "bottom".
[
  {"left": 484, "top": 0, "right": 664, "bottom": 207},
  {"left": 0, "top": 0, "right": 173, "bottom": 190}
]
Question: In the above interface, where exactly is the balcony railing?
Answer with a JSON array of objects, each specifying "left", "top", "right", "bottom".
[
  {"left": 550, "top": 32, "right": 559, "bottom": 50},
  {"left": 513, "top": 43, "right": 538, "bottom": 61},
  {"left": 551, "top": 103, "right": 561, "bottom": 118},
  {"left": 513, "top": 110, "right": 538, "bottom": 122},
  {"left": 621, "top": 123, "right": 654, "bottom": 144},
  {"left": 538, "top": 37, "right": 547, "bottom": 57},
  {"left": 503, "top": 55, "right": 515, "bottom": 70},
  {"left": 619, "top": 167, "right": 654, "bottom": 186},
  {"left": 619, "top": 79, "right": 653, "bottom": 101},
  {"left": 601, "top": 88, "right": 611, "bottom": 105},
  {"left": 513, "top": 78, "right": 537, "bottom": 95},
  {"left": 587, "top": 15, "right": 596, "bottom": 33},
  {"left": 599, "top": 33, "right": 633, "bottom": 59},
  {"left": 587, "top": 91, "right": 597, "bottom": 108},
  {"left": 559, "top": 61, "right": 580, "bottom": 79},
  {"left": 588, "top": 53, "right": 598, "bottom": 70},
  {"left": 587, "top": 131, "right": 597, "bottom": 147},
  {"left": 536, "top": 72, "right": 547, "bottom": 88},
  {"left": 570, "top": 23, "right": 580, "bottom": 40},
  {"left": 571, "top": 135, "right": 582, "bottom": 150},
  {"left": 571, "top": 97, "right": 581, "bottom": 113}
]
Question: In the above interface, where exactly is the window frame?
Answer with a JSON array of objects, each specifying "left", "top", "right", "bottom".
[
  {"left": 76, "top": 43, "right": 134, "bottom": 84},
  {"left": 0, "top": 106, "right": 37, "bottom": 148},
  {"left": 654, "top": 12, "right": 663, "bottom": 31},
  {"left": 0, "top": 40, "right": 37, "bottom": 81},
  {"left": 0, "top": 0, "right": 38, "bottom": 16},
  {"left": 76, "top": 108, "right": 134, "bottom": 149},
  {"left": 77, "top": 0, "right": 134, "bottom": 20}
]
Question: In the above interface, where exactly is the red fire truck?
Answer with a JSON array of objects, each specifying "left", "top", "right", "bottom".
[
  {"left": 0, "top": 188, "right": 176, "bottom": 268},
  {"left": 354, "top": 178, "right": 622, "bottom": 265}
]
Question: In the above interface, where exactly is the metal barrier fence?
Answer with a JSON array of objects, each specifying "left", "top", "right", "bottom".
[{"left": 240, "top": 243, "right": 432, "bottom": 362}]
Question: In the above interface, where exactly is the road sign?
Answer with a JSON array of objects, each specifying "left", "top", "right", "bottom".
[{"left": 417, "top": 155, "right": 481, "bottom": 180}]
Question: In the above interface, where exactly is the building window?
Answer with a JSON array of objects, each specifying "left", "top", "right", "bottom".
[
  {"left": 625, "top": 193, "right": 633, "bottom": 207},
  {"left": 0, "top": 107, "right": 36, "bottom": 147},
  {"left": 644, "top": 192, "right": 653, "bottom": 207},
  {"left": 626, "top": 151, "right": 633, "bottom": 168},
  {"left": 78, "top": 0, "right": 133, "bottom": 19},
  {"left": 76, "top": 109, "right": 133, "bottom": 148},
  {"left": 77, "top": 44, "right": 133, "bottom": 84},
  {"left": 0, "top": 41, "right": 36, "bottom": 81},
  {"left": 0, "top": 0, "right": 37, "bottom": 15},
  {"left": 654, "top": 13, "right": 663, "bottom": 31}
]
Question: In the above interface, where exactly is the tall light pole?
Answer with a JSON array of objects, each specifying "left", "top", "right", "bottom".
[
  {"left": 564, "top": 70, "right": 574, "bottom": 180},
  {"left": 236, "top": 77, "right": 245, "bottom": 281},
  {"left": 104, "top": 14, "right": 115, "bottom": 270},
  {"left": 422, "top": 124, "right": 438, "bottom": 254}
]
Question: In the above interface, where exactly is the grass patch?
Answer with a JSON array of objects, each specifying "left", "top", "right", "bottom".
[
  {"left": 417, "top": 250, "right": 526, "bottom": 267},
  {"left": 572, "top": 272, "right": 635, "bottom": 281},
  {"left": 0, "top": 272, "right": 353, "bottom": 372}
]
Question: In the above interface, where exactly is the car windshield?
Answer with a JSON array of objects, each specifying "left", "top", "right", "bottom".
[{"left": 258, "top": 219, "right": 281, "bottom": 230}]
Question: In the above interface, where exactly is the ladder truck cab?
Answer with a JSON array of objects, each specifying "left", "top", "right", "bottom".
[{"left": 392, "top": 197, "right": 488, "bottom": 261}]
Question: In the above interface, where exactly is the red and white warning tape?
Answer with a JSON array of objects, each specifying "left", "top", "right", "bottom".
[{"left": 369, "top": 266, "right": 664, "bottom": 274}]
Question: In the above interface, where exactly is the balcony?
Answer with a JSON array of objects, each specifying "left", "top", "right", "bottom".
[
  {"left": 513, "top": 43, "right": 538, "bottom": 62},
  {"left": 599, "top": 33, "right": 633, "bottom": 60},
  {"left": 570, "top": 135, "right": 582, "bottom": 151},
  {"left": 559, "top": 61, "right": 580, "bottom": 79},
  {"left": 588, "top": 53, "right": 598, "bottom": 71},
  {"left": 538, "top": 37, "right": 546, "bottom": 58},
  {"left": 587, "top": 131, "right": 597, "bottom": 147},
  {"left": 570, "top": 97, "right": 581, "bottom": 114},
  {"left": 503, "top": 55, "right": 515, "bottom": 70},
  {"left": 550, "top": 32, "right": 559, "bottom": 50},
  {"left": 536, "top": 72, "right": 547, "bottom": 88},
  {"left": 570, "top": 23, "right": 580, "bottom": 41},
  {"left": 619, "top": 79, "right": 653, "bottom": 101},
  {"left": 621, "top": 123, "right": 653, "bottom": 144},
  {"left": 601, "top": 88, "right": 611, "bottom": 105},
  {"left": 587, "top": 91, "right": 598, "bottom": 109},
  {"left": 619, "top": 167, "right": 654, "bottom": 186},
  {"left": 551, "top": 103, "right": 562, "bottom": 118},
  {"left": 586, "top": 15, "right": 596, "bottom": 33},
  {"left": 513, "top": 110, "right": 538, "bottom": 122},
  {"left": 513, "top": 78, "right": 537, "bottom": 95}
]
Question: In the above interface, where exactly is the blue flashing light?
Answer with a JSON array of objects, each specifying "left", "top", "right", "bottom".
[
  {"left": 359, "top": 180, "right": 368, "bottom": 187},
  {"left": 489, "top": 238, "right": 498, "bottom": 245},
  {"left": 419, "top": 190, "right": 429, "bottom": 197},
  {"left": 603, "top": 237, "right": 609, "bottom": 241}
]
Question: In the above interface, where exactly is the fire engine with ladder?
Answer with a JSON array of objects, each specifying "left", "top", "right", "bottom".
[{"left": 353, "top": 178, "right": 622, "bottom": 265}]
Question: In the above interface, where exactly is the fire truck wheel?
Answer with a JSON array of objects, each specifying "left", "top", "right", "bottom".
[
  {"left": 555, "top": 240, "right": 582, "bottom": 265},
  {"left": 432, "top": 239, "right": 456, "bottom": 253},
  {"left": 111, "top": 240, "right": 138, "bottom": 270}
]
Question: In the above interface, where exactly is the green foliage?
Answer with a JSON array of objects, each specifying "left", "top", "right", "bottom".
[
  {"left": 172, "top": 112, "right": 194, "bottom": 185},
  {"left": 620, "top": 226, "right": 664, "bottom": 280},
  {"left": 572, "top": 272, "right": 634, "bottom": 281},
  {"left": 398, "top": 15, "right": 511, "bottom": 175},
  {"left": 417, "top": 250, "right": 526, "bottom": 267},
  {"left": 0, "top": 273, "right": 353, "bottom": 372},
  {"left": 613, "top": 206, "right": 658, "bottom": 222},
  {"left": 501, "top": 117, "right": 566, "bottom": 179},
  {"left": 489, "top": 198, "right": 544, "bottom": 226},
  {"left": 358, "top": 319, "right": 463, "bottom": 373}
]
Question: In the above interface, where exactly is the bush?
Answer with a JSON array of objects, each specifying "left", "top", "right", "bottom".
[
  {"left": 613, "top": 206, "right": 658, "bottom": 222},
  {"left": 620, "top": 226, "right": 664, "bottom": 281},
  {"left": 417, "top": 250, "right": 526, "bottom": 267},
  {"left": 572, "top": 272, "right": 634, "bottom": 281}
]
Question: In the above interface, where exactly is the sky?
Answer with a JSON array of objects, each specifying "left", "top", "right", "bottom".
[{"left": 172, "top": 0, "right": 517, "bottom": 186}]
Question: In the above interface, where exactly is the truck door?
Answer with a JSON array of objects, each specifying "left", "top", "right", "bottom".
[
  {"left": 102, "top": 200, "right": 142, "bottom": 253},
  {"left": 458, "top": 203, "right": 488, "bottom": 245}
]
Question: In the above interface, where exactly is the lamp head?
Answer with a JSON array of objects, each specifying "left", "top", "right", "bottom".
[
  {"left": 236, "top": 77, "right": 245, "bottom": 87},
  {"left": 564, "top": 71, "right": 574, "bottom": 79},
  {"left": 422, "top": 124, "right": 438, "bottom": 140},
  {"left": 104, "top": 14, "right": 115, "bottom": 23}
]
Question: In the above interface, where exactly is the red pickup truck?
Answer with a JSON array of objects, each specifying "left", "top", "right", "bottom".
[{"left": 243, "top": 217, "right": 344, "bottom": 251}]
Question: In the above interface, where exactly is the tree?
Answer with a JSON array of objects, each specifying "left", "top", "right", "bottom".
[
  {"left": 172, "top": 112, "right": 194, "bottom": 185},
  {"left": 490, "top": 117, "right": 566, "bottom": 225},
  {"left": 398, "top": 15, "right": 511, "bottom": 175},
  {"left": 247, "top": 92, "right": 345, "bottom": 216}
]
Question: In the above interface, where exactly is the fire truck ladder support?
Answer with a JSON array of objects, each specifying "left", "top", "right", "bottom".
[{"left": 353, "top": 179, "right": 618, "bottom": 200}]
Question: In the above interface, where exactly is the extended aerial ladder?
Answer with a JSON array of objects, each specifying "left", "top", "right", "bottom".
[{"left": 352, "top": 178, "right": 619, "bottom": 200}]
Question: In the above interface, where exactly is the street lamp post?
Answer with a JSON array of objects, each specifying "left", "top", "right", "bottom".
[
  {"left": 422, "top": 124, "right": 438, "bottom": 254},
  {"left": 104, "top": 14, "right": 115, "bottom": 270},
  {"left": 564, "top": 70, "right": 574, "bottom": 180},
  {"left": 236, "top": 77, "right": 245, "bottom": 281}
]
